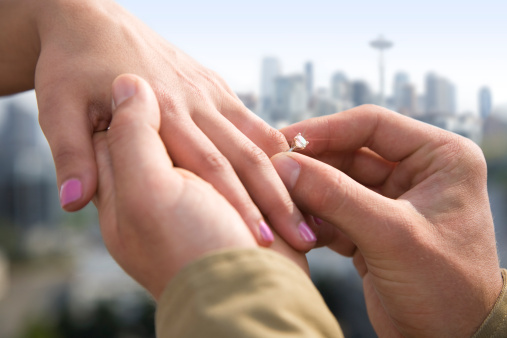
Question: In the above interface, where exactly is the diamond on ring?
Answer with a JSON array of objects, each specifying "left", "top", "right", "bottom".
[{"left": 288, "top": 133, "right": 309, "bottom": 152}]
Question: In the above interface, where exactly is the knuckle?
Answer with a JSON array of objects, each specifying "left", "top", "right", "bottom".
[
  {"left": 202, "top": 151, "right": 232, "bottom": 173},
  {"left": 264, "top": 127, "right": 290, "bottom": 152},
  {"left": 439, "top": 133, "right": 487, "bottom": 176},
  {"left": 240, "top": 140, "right": 270, "bottom": 167}
]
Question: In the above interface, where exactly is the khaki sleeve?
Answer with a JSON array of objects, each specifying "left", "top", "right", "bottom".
[
  {"left": 155, "top": 248, "right": 344, "bottom": 338},
  {"left": 473, "top": 269, "right": 507, "bottom": 338}
]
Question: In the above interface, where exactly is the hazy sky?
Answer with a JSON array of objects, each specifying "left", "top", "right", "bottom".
[{"left": 116, "top": 0, "right": 507, "bottom": 114}]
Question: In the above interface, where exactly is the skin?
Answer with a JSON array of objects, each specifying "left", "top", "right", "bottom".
[
  {"left": 2, "top": 0, "right": 501, "bottom": 334},
  {"left": 93, "top": 74, "right": 308, "bottom": 300},
  {"left": 0, "top": 0, "right": 315, "bottom": 250},
  {"left": 272, "top": 105, "right": 503, "bottom": 337}
]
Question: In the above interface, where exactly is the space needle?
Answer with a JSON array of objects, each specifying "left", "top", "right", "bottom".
[{"left": 370, "top": 35, "right": 393, "bottom": 107}]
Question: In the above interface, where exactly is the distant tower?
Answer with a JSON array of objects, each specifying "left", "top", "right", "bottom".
[
  {"left": 370, "top": 35, "right": 393, "bottom": 107},
  {"left": 350, "top": 80, "right": 372, "bottom": 107},
  {"left": 393, "top": 72, "right": 410, "bottom": 110},
  {"left": 330, "top": 71, "right": 348, "bottom": 101},
  {"left": 273, "top": 75, "right": 307, "bottom": 123},
  {"left": 479, "top": 86, "right": 492, "bottom": 119},
  {"left": 425, "top": 72, "right": 456, "bottom": 115},
  {"left": 304, "top": 61, "right": 314, "bottom": 97},
  {"left": 259, "top": 57, "right": 281, "bottom": 120}
]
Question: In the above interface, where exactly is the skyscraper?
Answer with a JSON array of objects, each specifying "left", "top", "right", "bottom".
[
  {"left": 272, "top": 75, "right": 307, "bottom": 123},
  {"left": 479, "top": 86, "right": 492, "bottom": 119},
  {"left": 304, "top": 61, "right": 314, "bottom": 98},
  {"left": 350, "top": 80, "right": 372, "bottom": 107},
  {"left": 425, "top": 72, "right": 456, "bottom": 115},
  {"left": 330, "top": 71, "right": 349, "bottom": 101},
  {"left": 259, "top": 57, "right": 281, "bottom": 119},
  {"left": 393, "top": 72, "right": 410, "bottom": 111},
  {"left": 398, "top": 83, "right": 417, "bottom": 116},
  {"left": 0, "top": 101, "right": 59, "bottom": 228}
]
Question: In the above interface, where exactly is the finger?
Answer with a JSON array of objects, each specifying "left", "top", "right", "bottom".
[
  {"left": 312, "top": 148, "right": 397, "bottom": 189},
  {"left": 280, "top": 105, "right": 443, "bottom": 163},
  {"left": 37, "top": 88, "right": 98, "bottom": 211},
  {"left": 219, "top": 97, "right": 290, "bottom": 156},
  {"left": 160, "top": 116, "right": 275, "bottom": 246},
  {"left": 92, "top": 131, "right": 120, "bottom": 256},
  {"left": 193, "top": 111, "right": 315, "bottom": 251},
  {"left": 271, "top": 152, "right": 406, "bottom": 248},
  {"left": 107, "top": 74, "right": 183, "bottom": 219}
]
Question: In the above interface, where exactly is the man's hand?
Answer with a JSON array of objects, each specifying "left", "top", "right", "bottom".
[
  {"left": 272, "top": 105, "right": 502, "bottom": 337},
  {"left": 93, "top": 74, "right": 308, "bottom": 299}
]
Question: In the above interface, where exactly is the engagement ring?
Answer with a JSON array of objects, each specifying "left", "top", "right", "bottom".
[{"left": 288, "top": 133, "right": 309, "bottom": 152}]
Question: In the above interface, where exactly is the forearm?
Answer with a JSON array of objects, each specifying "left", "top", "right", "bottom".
[{"left": 0, "top": 0, "right": 41, "bottom": 94}]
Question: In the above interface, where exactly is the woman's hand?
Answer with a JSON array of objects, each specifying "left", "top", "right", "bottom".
[
  {"left": 93, "top": 74, "right": 308, "bottom": 299},
  {"left": 272, "top": 105, "right": 502, "bottom": 337},
  {"left": 0, "top": 0, "right": 315, "bottom": 250}
]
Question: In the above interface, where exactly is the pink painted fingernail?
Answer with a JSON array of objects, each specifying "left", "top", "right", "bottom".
[
  {"left": 60, "top": 179, "right": 82, "bottom": 207},
  {"left": 259, "top": 220, "right": 274, "bottom": 243},
  {"left": 298, "top": 222, "right": 316, "bottom": 242},
  {"left": 313, "top": 216, "right": 323, "bottom": 225}
]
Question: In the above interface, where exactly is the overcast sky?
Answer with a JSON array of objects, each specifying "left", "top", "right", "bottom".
[{"left": 118, "top": 0, "right": 507, "bottom": 114}]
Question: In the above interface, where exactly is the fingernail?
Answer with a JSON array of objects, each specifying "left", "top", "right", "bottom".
[
  {"left": 60, "top": 179, "right": 82, "bottom": 207},
  {"left": 259, "top": 220, "right": 274, "bottom": 243},
  {"left": 271, "top": 154, "right": 300, "bottom": 191},
  {"left": 298, "top": 222, "right": 316, "bottom": 242},
  {"left": 313, "top": 216, "right": 323, "bottom": 225},
  {"left": 112, "top": 75, "right": 137, "bottom": 109}
]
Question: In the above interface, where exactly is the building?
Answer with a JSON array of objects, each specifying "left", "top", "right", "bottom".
[
  {"left": 479, "top": 86, "right": 492, "bottom": 120},
  {"left": 397, "top": 83, "right": 417, "bottom": 116},
  {"left": 350, "top": 80, "right": 373, "bottom": 107},
  {"left": 392, "top": 72, "right": 410, "bottom": 111},
  {"left": 0, "top": 97, "right": 60, "bottom": 229},
  {"left": 304, "top": 61, "right": 314, "bottom": 99},
  {"left": 331, "top": 72, "right": 348, "bottom": 100},
  {"left": 259, "top": 57, "right": 281, "bottom": 121},
  {"left": 272, "top": 74, "right": 308, "bottom": 124},
  {"left": 425, "top": 72, "right": 456, "bottom": 115}
]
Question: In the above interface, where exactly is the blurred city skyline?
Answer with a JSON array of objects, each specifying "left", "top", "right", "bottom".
[
  {"left": 116, "top": 0, "right": 507, "bottom": 114},
  {"left": 0, "top": 2, "right": 506, "bottom": 336}
]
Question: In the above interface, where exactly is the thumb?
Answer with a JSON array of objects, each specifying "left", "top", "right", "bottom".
[
  {"left": 271, "top": 152, "right": 400, "bottom": 247},
  {"left": 107, "top": 74, "right": 180, "bottom": 212}
]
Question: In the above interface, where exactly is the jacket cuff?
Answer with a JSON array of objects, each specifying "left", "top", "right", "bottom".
[
  {"left": 473, "top": 269, "right": 507, "bottom": 338},
  {"left": 155, "top": 248, "right": 343, "bottom": 338}
]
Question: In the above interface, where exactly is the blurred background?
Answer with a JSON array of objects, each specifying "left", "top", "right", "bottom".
[{"left": 1, "top": 0, "right": 506, "bottom": 337}]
